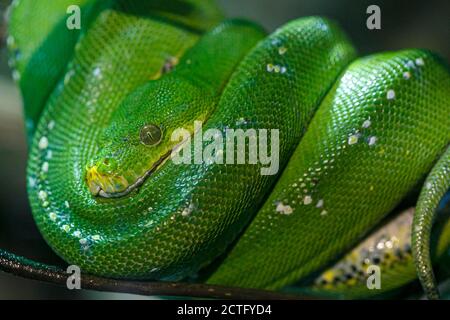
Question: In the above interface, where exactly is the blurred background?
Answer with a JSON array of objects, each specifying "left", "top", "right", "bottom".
[{"left": 0, "top": 0, "right": 449, "bottom": 299}]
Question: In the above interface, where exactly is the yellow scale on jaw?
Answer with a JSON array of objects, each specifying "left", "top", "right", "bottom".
[{"left": 86, "top": 164, "right": 130, "bottom": 196}]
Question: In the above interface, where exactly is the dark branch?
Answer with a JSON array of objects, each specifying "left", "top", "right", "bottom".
[{"left": 0, "top": 249, "right": 307, "bottom": 299}]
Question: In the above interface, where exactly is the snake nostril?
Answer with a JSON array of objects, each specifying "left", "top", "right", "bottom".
[{"left": 96, "top": 158, "right": 116, "bottom": 174}]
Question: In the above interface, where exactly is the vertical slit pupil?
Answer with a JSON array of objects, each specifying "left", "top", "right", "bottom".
[{"left": 140, "top": 124, "right": 162, "bottom": 146}]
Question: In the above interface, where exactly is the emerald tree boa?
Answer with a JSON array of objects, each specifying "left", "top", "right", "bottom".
[{"left": 4, "top": 0, "right": 450, "bottom": 299}]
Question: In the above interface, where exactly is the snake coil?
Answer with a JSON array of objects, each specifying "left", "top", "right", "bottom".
[{"left": 4, "top": 0, "right": 450, "bottom": 299}]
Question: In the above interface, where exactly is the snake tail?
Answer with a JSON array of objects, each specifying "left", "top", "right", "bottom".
[{"left": 413, "top": 146, "right": 450, "bottom": 299}]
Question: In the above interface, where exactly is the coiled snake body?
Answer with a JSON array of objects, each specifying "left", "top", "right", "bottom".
[{"left": 6, "top": 0, "right": 450, "bottom": 299}]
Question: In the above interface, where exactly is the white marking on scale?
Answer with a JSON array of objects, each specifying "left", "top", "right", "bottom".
[
  {"left": 48, "top": 120, "right": 55, "bottom": 130},
  {"left": 303, "top": 196, "right": 313, "bottom": 205},
  {"left": 93, "top": 67, "right": 102, "bottom": 77},
  {"left": 415, "top": 58, "right": 424, "bottom": 66},
  {"left": 38, "top": 136, "right": 49, "bottom": 150},
  {"left": 276, "top": 202, "right": 293, "bottom": 215},
  {"left": 387, "top": 89, "right": 396, "bottom": 100},
  {"left": 316, "top": 199, "right": 324, "bottom": 208},
  {"left": 28, "top": 177, "right": 36, "bottom": 188},
  {"left": 362, "top": 120, "right": 371, "bottom": 128},
  {"left": 41, "top": 162, "right": 49, "bottom": 173},
  {"left": 348, "top": 135, "right": 359, "bottom": 145},
  {"left": 181, "top": 203, "right": 195, "bottom": 217},
  {"left": 38, "top": 190, "right": 47, "bottom": 201},
  {"left": 49, "top": 212, "right": 57, "bottom": 222},
  {"left": 278, "top": 47, "right": 287, "bottom": 55}
]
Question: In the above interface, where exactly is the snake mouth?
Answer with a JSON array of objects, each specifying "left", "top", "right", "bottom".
[{"left": 87, "top": 150, "right": 172, "bottom": 199}]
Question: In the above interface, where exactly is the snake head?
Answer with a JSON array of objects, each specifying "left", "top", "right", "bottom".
[{"left": 85, "top": 77, "right": 212, "bottom": 198}]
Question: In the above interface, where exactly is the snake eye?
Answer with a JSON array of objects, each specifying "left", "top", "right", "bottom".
[{"left": 140, "top": 124, "right": 163, "bottom": 146}]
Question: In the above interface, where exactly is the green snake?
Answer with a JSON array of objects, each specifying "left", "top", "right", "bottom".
[{"left": 6, "top": 0, "right": 450, "bottom": 299}]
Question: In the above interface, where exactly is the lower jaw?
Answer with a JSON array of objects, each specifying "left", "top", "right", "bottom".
[{"left": 92, "top": 150, "right": 174, "bottom": 199}]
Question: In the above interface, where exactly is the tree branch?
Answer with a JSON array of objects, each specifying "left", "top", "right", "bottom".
[{"left": 0, "top": 249, "right": 306, "bottom": 299}]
